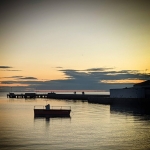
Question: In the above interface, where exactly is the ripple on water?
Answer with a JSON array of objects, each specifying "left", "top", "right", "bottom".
[{"left": 0, "top": 97, "right": 150, "bottom": 150}]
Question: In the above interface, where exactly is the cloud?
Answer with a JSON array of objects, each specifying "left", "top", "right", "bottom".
[
  {"left": 1, "top": 80, "right": 41, "bottom": 85},
  {"left": 5, "top": 70, "right": 21, "bottom": 71},
  {"left": 85, "top": 67, "right": 114, "bottom": 72},
  {"left": 12, "top": 76, "right": 23, "bottom": 78},
  {"left": 0, "top": 66, "right": 21, "bottom": 71},
  {"left": 19, "top": 77, "right": 37, "bottom": 80},
  {"left": 2, "top": 76, "right": 37, "bottom": 80},
  {"left": 0, "top": 66, "right": 12, "bottom": 68},
  {"left": 1, "top": 67, "right": 150, "bottom": 92},
  {"left": 2, "top": 76, "right": 22, "bottom": 79},
  {"left": 59, "top": 68, "right": 148, "bottom": 81}
]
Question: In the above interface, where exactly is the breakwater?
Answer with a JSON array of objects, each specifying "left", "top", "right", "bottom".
[
  {"left": 88, "top": 97, "right": 150, "bottom": 106},
  {"left": 7, "top": 93, "right": 150, "bottom": 111},
  {"left": 7, "top": 92, "right": 109, "bottom": 100},
  {"left": 88, "top": 97, "right": 150, "bottom": 114}
]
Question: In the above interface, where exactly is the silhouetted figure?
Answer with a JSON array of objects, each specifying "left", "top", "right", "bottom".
[{"left": 45, "top": 104, "right": 50, "bottom": 110}]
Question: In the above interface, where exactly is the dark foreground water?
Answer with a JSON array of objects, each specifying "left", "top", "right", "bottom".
[{"left": 0, "top": 92, "right": 150, "bottom": 150}]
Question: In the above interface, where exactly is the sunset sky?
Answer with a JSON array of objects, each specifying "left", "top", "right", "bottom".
[{"left": 0, "top": 0, "right": 150, "bottom": 92}]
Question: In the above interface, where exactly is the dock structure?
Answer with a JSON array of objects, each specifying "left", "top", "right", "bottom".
[
  {"left": 7, "top": 92, "right": 109, "bottom": 100},
  {"left": 7, "top": 93, "right": 48, "bottom": 98},
  {"left": 7, "top": 92, "right": 150, "bottom": 113}
]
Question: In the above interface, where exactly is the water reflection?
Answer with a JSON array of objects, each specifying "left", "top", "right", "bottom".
[
  {"left": 110, "top": 105, "right": 150, "bottom": 120},
  {"left": 1, "top": 94, "right": 150, "bottom": 150},
  {"left": 34, "top": 117, "right": 71, "bottom": 130},
  {"left": 34, "top": 116, "right": 71, "bottom": 123}
]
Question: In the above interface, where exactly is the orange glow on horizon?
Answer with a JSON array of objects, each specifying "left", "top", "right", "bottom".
[
  {"left": 101, "top": 79, "right": 145, "bottom": 84},
  {"left": 0, "top": 84, "right": 29, "bottom": 87}
]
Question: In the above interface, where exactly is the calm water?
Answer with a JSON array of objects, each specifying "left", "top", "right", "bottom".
[{"left": 0, "top": 92, "right": 150, "bottom": 150}]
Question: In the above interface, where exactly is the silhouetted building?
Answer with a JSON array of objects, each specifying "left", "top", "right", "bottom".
[
  {"left": 110, "top": 80, "right": 150, "bottom": 98},
  {"left": 134, "top": 80, "right": 150, "bottom": 98}
]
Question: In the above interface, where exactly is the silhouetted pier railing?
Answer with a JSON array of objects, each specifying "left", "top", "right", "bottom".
[
  {"left": 7, "top": 93, "right": 51, "bottom": 98},
  {"left": 7, "top": 92, "right": 109, "bottom": 100}
]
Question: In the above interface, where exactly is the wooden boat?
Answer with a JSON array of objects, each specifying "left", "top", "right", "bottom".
[{"left": 34, "top": 104, "right": 71, "bottom": 117}]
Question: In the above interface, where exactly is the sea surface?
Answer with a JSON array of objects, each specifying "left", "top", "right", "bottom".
[{"left": 0, "top": 92, "right": 150, "bottom": 150}]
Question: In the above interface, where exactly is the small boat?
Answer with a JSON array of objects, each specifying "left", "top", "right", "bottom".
[{"left": 34, "top": 104, "right": 71, "bottom": 117}]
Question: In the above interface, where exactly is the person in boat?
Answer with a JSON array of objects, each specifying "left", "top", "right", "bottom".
[{"left": 45, "top": 104, "right": 50, "bottom": 110}]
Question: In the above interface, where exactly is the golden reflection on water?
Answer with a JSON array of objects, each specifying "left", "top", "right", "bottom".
[{"left": 0, "top": 93, "right": 150, "bottom": 150}]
